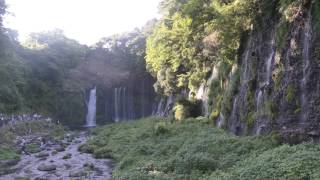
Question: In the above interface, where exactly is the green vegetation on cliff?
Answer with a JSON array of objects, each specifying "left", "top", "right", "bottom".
[{"left": 81, "top": 117, "right": 320, "bottom": 179}]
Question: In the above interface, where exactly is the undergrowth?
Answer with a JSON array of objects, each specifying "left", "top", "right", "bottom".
[{"left": 80, "top": 117, "right": 320, "bottom": 179}]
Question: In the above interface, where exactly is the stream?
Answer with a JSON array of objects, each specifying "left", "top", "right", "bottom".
[{"left": 0, "top": 132, "right": 113, "bottom": 180}]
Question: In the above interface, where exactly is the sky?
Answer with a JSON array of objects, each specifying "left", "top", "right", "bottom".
[{"left": 4, "top": 0, "right": 162, "bottom": 45}]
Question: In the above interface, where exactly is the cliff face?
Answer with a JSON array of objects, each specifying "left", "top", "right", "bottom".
[
  {"left": 202, "top": 0, "right": 320, "bottom": 141},
  {"left": 95, "top": 73, "right": 157, "bottom": 124}
]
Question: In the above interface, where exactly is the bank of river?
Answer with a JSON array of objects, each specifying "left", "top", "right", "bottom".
[{"left": 0, "top": 132, "right": 113, "bottom": 180}]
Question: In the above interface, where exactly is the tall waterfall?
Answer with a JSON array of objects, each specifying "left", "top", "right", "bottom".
[
  {"left": 300, "top": 7, "right": 312, "bottom": 123},
  {"left": 114, "top": 87, "right": 123, "bottom": 122},
  {"left": 113, "top": 87, "right": 132, "bottom": 122},
  {"left": 266, "top": 38, "right": 276, "bottom": 85},
  {"left": 85, "top": 86, "right": 97, "bottom": 127}
]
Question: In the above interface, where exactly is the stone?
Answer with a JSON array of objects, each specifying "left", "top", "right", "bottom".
[
  {"left": 55, "top": 146, "right": 65, "bottom": 152},
  {"left": 35, "top": 152, "right": 49, "bottom": 158},
  {"left": 69, "top": 170, "right": 87, "bottom": 177},
  {"left": 62, "top": 153, "right": 72, "bottom": 160},
  {"left": 83, "top": 163, "right": 95, "bottom": 170},
  {"left": 0, "top": 159, "right": 20, "bottom": 167},
  {"left": 37, "top": 164, "right": 57, "bottom": 171}
]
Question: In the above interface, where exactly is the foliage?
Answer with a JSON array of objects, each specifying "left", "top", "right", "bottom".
[
  {"left": 276, "top": 21, "right": 290, "bottom": 49},
  {"left": 285, "top": 84, "right": 297, "bottom": 103},
  {"left": 314, "top": 0, "right": 320, "bottom": 31},
  {"left": 230, "top": 144, "right": 320, "bottom": 179},
  {"left": 173, "top": 99, "right": 202, "bottom": 121},
  {"left": 0, "top": 146, "right": 19, "bottom": 161},
  {"left": 154, "top": 122, "right": 170, "bottom": 135},
  {"left": 80, "top": 117, "right": 320, "bottom": 179}
]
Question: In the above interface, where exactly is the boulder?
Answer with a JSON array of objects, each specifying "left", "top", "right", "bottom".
[
  {"left": 54, "top": 146, "right": 65, "bottom": 152},
  {"left": 37, "top": 164, "right": 57, "bottom": 171},
  {"left": 62, "top": 153, "right": 72, "bottom": 160},
  {"left": 69, "top": 170, "right": 87, "bottom": 177},
  {"left": 35, "top": 152, "right": 49, "bottom": 158}
]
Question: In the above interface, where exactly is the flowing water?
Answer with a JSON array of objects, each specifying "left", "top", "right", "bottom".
[
  {"left": 1, "top": 133, "right": 112, "bottom": 180},
  {"left": 300, "top": 7, "right": 312, "bottom": 123},
  {"left": 266, "top": 38, "right": 276, "bottom": 85},
  {"left": 85, "top": 87, "right": 97, "bottom": 127}
]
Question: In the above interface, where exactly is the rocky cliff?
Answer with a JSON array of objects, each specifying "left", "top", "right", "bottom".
[{"left": 196, "top": 0, "right": 320, "bottom": 141}]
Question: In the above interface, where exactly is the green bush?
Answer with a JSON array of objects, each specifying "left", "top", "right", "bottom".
[
  {"left": 0, "top": 146, "right": 20, "bottom": 161},
  {"left": 83, "top": 117, "right": 296, "bottom": 180},
  {"left": 154, "top": 122, "right": 169, "bottom": 135},
  {"left": 84, "top": 117, "right": 320, "bottom": 179},
  {"left": 230, "top": 144, "right": 320, "bottom": 179},
  {"left": 173, "top": 99, "right": 202, "bottom": 121}
]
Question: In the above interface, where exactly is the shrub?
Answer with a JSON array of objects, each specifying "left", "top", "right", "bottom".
[
  {"left": 0, "top": 146, "right": 20, "bottom": 161},
  {"left": 173, "top": 99, "right": 202, "bottom": 121},
  {"left": 154, "top": 122, "right": 169, "bottom": 135}
]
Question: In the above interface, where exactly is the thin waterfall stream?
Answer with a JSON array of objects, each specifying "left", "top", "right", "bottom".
[
  {"left": 85, "top": 86, "right": 97, "bottom": 127},
  {"left": 300, "top": 7, "right": 312, "bottom": 123}
]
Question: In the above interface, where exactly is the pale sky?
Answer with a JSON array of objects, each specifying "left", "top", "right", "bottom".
[{"left": 4, "top": 0, "right": 162, "bottom": 45}]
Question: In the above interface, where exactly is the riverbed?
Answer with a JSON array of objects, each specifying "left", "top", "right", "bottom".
[{"left": 0, "top": 132, "right": 113, "bottom": 180}]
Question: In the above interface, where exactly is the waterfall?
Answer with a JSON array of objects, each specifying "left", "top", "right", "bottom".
[
  {"left": 242, "top": 50, "right": 251, "bottom": 83},
  {"left": 266, "top": 38, "right": 276, "bottom": 85},
  {"left": 196, "top": 84, "right": 205, "bottom": 100},
  {"left": 230, "top": 97, "right": 238, "bottom": 121},
  {"left": 256, "top": 90, "right": 263, "bottom": 112},
  {"left": 300, "top": 7, "right": 312, "bottom": 123},
  {"left": 152, "top": 96, "right": 174, "bottom": 117},
  {"left": 122, "top": 87, "right": 126, "bottom": 120},
  {"left": 113, "top": 87, "right": 136, "bottom": 122},
  {"left": 153, "top": 98, "right": 165, "bottom": 116},
  {"left": 85, "top": 86, "right": 97, "bottom": 127},
  {"left": 114, "top": 88, "right": 120, "bottom": 122}
]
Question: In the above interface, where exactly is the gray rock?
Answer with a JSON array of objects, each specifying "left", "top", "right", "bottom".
[
  {"left": 35, "top": 152, "right": 49, "bottom": 158},
  {"left": 62, "top": 153, "right": 72, "bottom": 160},
  {"left": 37, "top": 164, "right": 57, "bottom": 171},
  {"left": 69, "top": 170, "right": 87, "bottom": 177},
  {"left": 55, "top": 146, "right": 65, "bottom": 152}
]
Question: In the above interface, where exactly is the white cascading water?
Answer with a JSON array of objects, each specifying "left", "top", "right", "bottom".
[
  {"left": 256, "top": 90, "right": 263, "bottom": 112},
  {"left": 154, "top": 98, "right": 164, "bottom": 116},
  {"left": 300, "top": 7, "right": 312, "bottom": 123},
  {"left": 85, "top": 86, "right": 97, "bottom": 127},
  {"left": 114, "top": 88, "right": 120, "bottom": 122},
  {"left": 266, "top": 38, "right": 276, "bottom": 85},
  {"left": 196, "top": 84, "right": 205, "bottom": 100}
]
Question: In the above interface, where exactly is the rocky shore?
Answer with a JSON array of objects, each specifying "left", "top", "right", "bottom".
[{"left": 0, "top": 132, "right": 113, "bottom": 180}]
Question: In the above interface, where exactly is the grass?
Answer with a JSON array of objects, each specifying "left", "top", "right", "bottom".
[
  {"left": 79, "top": 117, "right": 320, "bottom": 179},
  {"left": 0, "top": 146, "right": 20, "bottom": 161}
]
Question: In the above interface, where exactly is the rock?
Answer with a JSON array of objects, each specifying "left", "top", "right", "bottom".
[
  {"left": 55, "top": 146, "right": 65, "bottom": 152},
  {"left": 0, "top": 159, "right": 20, "bottom": 167},
  {"left": 35, "top": 152, "right": 49, "bottom": 158},
  {"left": 62, "top": 153, "right": 72, "bottom": 160},
  {"left": 51, "top": 150, "right": 58, "bottom": 156},
  {"left": 13, "top": 177, "right": 30, "bottom": 180},
  {"left": 83, "top": 163, "right": 95, "bottom": 170},
  {"left": 37, "top": 164, "right": 57, "bottom": 171},
  {"left": 64, "top": 163, "right": 71, "bottom": 169},
  {"left": 69, "top": 170, "right": 87, "bottom": 177}
]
